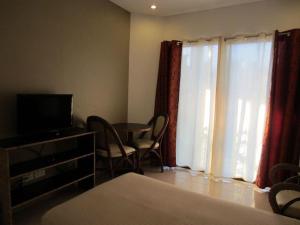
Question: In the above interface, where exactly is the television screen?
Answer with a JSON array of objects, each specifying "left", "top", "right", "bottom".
[{"left": 17, "top": 94, "right": 73, "bottom": 134}]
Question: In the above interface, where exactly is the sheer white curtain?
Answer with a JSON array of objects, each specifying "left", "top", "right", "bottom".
[
  {"left": 176, "top": 40, "right": 219, "bottom": 172},
  {"left": 212, "top": 35, "right": 273, "bottom": 182},
  {"left": 176, "top": 34, "right": 273, "bottom": 182}
]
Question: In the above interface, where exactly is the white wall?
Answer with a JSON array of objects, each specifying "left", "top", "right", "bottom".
[
  {"left": 128, "top": 14, "right": 164, "bottom": 122},
  {"left": 163, "top": 0, "right": 300, "bottom": 40},
  {"left": 0, "top": 0, "right": 130, "bottom": 138},
  {"left": 128, "top": 0, "right": 300, "bottom": 122}
]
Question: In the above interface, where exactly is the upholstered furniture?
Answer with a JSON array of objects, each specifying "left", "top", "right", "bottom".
[
  {"left": 269, "top": 163, "right": 300, "bottom": 219},
  {"left": 113, "top": 123, "right": 151, "bottom": 146},
  {"left": 87, "top": 116, "right": 137, "bottom": 177},
  {"left": 133, "top": 114, "right": 169, "bottom": 172},
  {"left": 113, "top": 122, "right": 151, "bottom": 173},
  {"left": 42, "top": 173, "right": 300, "bottom": 225}
]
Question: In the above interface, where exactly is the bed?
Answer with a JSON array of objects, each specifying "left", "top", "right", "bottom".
[{"left": 42, "top": 173, "right": 300, "bottom": 225}]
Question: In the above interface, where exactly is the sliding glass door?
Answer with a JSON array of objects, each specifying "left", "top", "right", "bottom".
[
  {"left": 176, "top": 35, "right": 273, "bottom": 182},
  {"left": 176, "top": 40, "right": 219, "bottom": 172}
]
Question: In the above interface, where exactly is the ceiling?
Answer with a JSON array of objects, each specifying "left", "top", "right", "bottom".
[{"left": 110, "top": 0, "right": 266, "bottom": 16}]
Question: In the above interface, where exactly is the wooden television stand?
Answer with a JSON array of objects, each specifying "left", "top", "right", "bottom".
[{"left": 0, "top": 129, "right": 95, "bottom": 225}]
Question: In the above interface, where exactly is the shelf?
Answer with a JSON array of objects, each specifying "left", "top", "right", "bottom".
[
  {"left": 10, "top": 150, "right": 94, "bottom": 179},
  {"left": 11, "top": 169, "right": 94, "bottom": 209},
  {"left": 0, "top": 130, "right": 95, "bottom": 225},
  {"left": 0, "top": 129, "right": 95, "bottom": 150}
]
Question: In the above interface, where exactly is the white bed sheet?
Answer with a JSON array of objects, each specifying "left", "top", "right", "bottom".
[{"left": 42, "top": 173, "right": 300, "bottom": 225}]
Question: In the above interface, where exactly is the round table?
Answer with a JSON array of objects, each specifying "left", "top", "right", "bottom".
[
  {"left": 113, "top": 123, "right": 151, "bottom": 145},
  {"left": 113, "top": 123, "right": 151, "bottom": 174}
]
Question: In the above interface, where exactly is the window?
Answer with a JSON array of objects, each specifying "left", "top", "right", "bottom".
[
  {"left": 176, "top": 39, "right": 219, "bottom": 172},
  {"left": 176, "top": 34, "right": 273, "bottom": 182}
]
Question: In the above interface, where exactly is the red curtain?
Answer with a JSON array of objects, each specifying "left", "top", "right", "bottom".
[
  {"left": 155, "top": 40, "right": 182, "bottom": 166},
  {"left": 256, "top": 29, "right": 300, "bottom": 188}
]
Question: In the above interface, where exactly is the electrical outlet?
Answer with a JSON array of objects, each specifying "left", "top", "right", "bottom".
[
  {"left": 23, "top": 173, "right": 34, "bottom": 183},
  {"left": 22, "top": 170, "right": 46, "bottom": 184},
  {"left": 34, "top": 169, "right": 46, "bottom": 178}
]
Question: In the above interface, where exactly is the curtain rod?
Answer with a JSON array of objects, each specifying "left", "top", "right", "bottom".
[
  {"left": 183, "top": 36, "right": 220, "bottom": 43},
  {"left": 278, "top": 31, "right": 291, "bottom": 37},
  {"left": 224, "top": 32, "right": 273, "bottom": 41},
  {"left": 183, "top": 32, "right": 274, "bottom": 43}
]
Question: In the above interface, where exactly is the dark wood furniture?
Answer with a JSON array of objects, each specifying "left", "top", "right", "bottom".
[
  {"left": 113, "top": 123, "right": 151, "bottom": 145},
  {"left": 87, "top": 116, "right": 137, "bottom": 178},
  {"left": 269, "top": 163, "right": 300, "bottom": 219},
  {"left": 113, "top": 122, "right": 151, "bottom": 173},
  {"left": 133, "top": 114, "right": 169, "bottom": 172},
  {"left": 0, "top": 130, "right": 95, "bottom": 225}
]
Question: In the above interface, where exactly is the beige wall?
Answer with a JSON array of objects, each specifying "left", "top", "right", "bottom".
[
  {"left": 128, "top": 14, "right": 164, "bottom": 123},
  {"left": 0, "top": 0, "right": 130, "bottom": 138},
  {"left": 128, "top": 0, "right": 300, "bottom": 122},
  {"left": 163, "top": 0, "right": 300, "bottom": 40}
]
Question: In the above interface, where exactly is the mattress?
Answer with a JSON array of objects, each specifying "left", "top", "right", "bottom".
[{"left": 42, "top": 173, "right": 300, "bottom": 225}]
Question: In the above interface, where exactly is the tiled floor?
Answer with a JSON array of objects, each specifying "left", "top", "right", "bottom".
[
  {"left": 145, "top": 167, "right": 271, "bottom": 212},
  {"left": 14, "top": 167, "right": 271, "bottom": 225}
]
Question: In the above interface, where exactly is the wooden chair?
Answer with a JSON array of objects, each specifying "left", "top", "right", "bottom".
[
  {"left": 87, "top": 116, "right": 137, "bottom": 178},
  {"left": 268, "top": 163, "right": 300, "bottom": 219},
  {"left": 133, "top": 114, "right": 169, "bottom": 172}
]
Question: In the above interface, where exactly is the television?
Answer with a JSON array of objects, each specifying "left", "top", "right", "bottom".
[{"left": 17, "top": 94, "right": 73, "bottom": 134}]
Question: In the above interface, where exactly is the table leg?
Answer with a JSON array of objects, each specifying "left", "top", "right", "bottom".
[
  {"left": 128, "top": 132, "right": 134, "bottom": 146},
  {"left": 127, "top": 132, "right": 144, "bottom": 175}
]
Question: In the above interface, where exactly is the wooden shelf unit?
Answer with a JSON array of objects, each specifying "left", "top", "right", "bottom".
[{"left": 0, "top": 130, "right": 95, "bottom": 225}]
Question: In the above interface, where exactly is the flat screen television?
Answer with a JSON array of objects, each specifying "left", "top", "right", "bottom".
[{"left": 17, "top": 94, "right": 73, "bottom": 134}]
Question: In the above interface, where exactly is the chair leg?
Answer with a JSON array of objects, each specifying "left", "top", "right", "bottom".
[
  {"left": 108, "top": 158, "right": 114, "bottom": 178},
  {"left": 135, "top": 150, "right": 145, "bottom": 175},
  {"left": 134, "top": 152, "right": 138, "bottom": 171},
  {"left": 158, "top": 147, "right": 164, "bottom": 173},
  {"left": 136, "top": 150, "right": 140, "bottom": 172}
]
